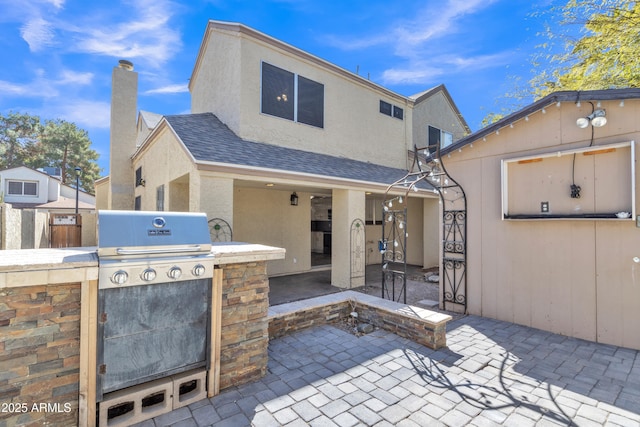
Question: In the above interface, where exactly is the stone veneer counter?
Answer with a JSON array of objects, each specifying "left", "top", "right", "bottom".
[{"left": 0, "top": 243, "right": 284, "bottom": 427}]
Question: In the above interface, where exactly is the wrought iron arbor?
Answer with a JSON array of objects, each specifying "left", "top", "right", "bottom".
[{"left": 381, "top": 143, "right": 467, "bottom": 312}]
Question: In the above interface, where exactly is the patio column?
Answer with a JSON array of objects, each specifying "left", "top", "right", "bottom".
[
  {"left": 331, "top": 189, "right": 365, "bottom": 289},
  {"left": 198, "top": 175, "right": 234, "bottom": 232}
]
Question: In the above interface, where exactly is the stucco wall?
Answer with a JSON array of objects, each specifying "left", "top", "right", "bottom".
[
  {"left": 191, "top": 25, "right": 409, "bottom": 170},
  {"left": 412, "top": 90, "right": 468, "bottom": 153},
  {"left": 132, "top": 126, "right": 198, "bottom": 212},
  {"left": 234, "top": 187, "right": 311, "bottom": 276},
  {"left": 444, "top": 98, "right": 640, "bottom": 350}
]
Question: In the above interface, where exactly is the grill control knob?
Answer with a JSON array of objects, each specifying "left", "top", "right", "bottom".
[
  {"left": 110, "top": 270, "right": 128, "bottom": 285},
  {"left": 167, "top": 266, "right": 182, "bottom": 280},
  {"left": 192, "top": 264, "right": 206, "bottom": 277},
  {"left": 140, "top": 268, "right": 156, "bottom": 282}
]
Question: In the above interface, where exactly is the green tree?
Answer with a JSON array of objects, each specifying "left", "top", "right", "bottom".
[
  {"left": 0, "top": 112, "right": 101, "bottom": 194},
  {"left": 39, "top": 119, "right": 101, "bottom": 192},
  {"left": 532, "top": 0, "right": 640, "bottom": 98},
  {"left": 0, "top": 112, "right": 41, "bottom": 169},
  {"left": 484, "top": 1, "right": 639, "bottom": 125}
]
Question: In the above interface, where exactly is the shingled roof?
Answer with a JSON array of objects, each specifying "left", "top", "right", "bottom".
[{"left": 163, "top": 113, "right": 428, "bottom": 188}]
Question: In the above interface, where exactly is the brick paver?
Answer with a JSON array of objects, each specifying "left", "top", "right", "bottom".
[{"left": 139, "top": 315, "right": 640, "bottom": 426}]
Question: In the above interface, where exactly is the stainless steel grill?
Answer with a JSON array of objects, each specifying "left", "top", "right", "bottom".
[{"left": 96, "top": 210, "right": 214, "bottom": 401}]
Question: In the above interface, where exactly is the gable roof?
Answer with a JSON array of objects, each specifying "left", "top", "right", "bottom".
[
  {"left": 190, "top": 20, "right": 409, "bottom": 105},
  {"left": 162, "top": 113, "right": 430, "bottom": 189},
  {"left": 443, "top": 88, "right": 640, "bottom": 155},
  {"left": 410, "top": 84, "right": 471, "bottom": 134}
]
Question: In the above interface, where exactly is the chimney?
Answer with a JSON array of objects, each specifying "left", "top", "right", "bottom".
[{"left": 108, "top": 59, "right": 138, "bottom": 210}]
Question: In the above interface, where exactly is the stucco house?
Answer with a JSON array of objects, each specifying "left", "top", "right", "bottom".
[
  {"left": 1, "top": 165, "right": 95, "bottom": 211},
  {"left": 438, "top": 88, "right": 640, "bottom": 350},
  {"left": 97, "top": 20, "right": 470, "bottom": 287}
]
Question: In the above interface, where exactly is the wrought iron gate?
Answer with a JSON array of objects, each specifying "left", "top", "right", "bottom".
[{"left": 382, "top": 143, "right": 467, "bottom": 312}]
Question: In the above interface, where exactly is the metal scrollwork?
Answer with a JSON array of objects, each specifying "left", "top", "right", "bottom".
[
  {"left": 208, "top": 218, "right": 233, "bottom": 242},
  {"left": 382, "top": 142, "right": 467, "bottom": 312}
]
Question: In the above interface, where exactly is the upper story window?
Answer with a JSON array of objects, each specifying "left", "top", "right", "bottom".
[
  {"left": 428, "top": 125, "right": 453, "bottom": 155},
  {"left": 135, "top": 167, "right": 144, "bottom": 187},
  {"left": 261, "top": 62, "right": 324, "bottom": 128},
  {"left": 379, "top": 100, "right": 403, "bottom": 120},
  {"left": 7, "top": 180, "right": 38, "bottom": 196}
]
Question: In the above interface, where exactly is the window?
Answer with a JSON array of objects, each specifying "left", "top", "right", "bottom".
[
  {"left": 135, "top": 167, "right": 143, "bottom": 187},
  {"left": 380, "top": 100, "right": 392, "bottom": 116},
  {"left": 297, "top": 75, "right": 324, "bottom": 128},
  {"left": 261, "top": 62, "right": 324, "bottom": 128},
  {"left": 393, "top": 106, "right": 404, "bottom": 120},
  {"left": 7, "top": 180, "right": 38, "bottom": 196},
  {"left": 428, "top": 125, "right": 453, "bottom": 155},
  {"left": 135, "top": 196, "right": 141, "bottom": 211},
  {"left": 156, "top": 185, "right": 164, "bottom": 211},
  {"left": 379, "top": 100, "right": 404, "bottom": 120}
]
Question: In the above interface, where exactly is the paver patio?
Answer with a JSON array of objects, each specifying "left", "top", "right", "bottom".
[{"left": 141, "top": 315, "right": 640, "bottom": 426}]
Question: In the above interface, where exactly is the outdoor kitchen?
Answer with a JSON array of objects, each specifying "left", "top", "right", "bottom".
[{"left": 0, "top": 210, "right": 285, "bottom": 427}]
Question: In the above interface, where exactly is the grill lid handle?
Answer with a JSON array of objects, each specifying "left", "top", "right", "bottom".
[{"left": 115, "top": 245, "right": 204, "bottom": 255}]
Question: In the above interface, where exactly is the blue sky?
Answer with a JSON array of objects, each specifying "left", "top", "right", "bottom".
[{"left": 0, "top": 0, "right": 559, "bottom": 176}]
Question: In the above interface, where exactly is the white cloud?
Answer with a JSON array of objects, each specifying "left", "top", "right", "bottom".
[
  {"left": 54, "top": 100, "right": 111, "bottom": 129},
  {"left": 20, "top": 17, "right": 56, "bottom": 52},
  {"left": 143, "top": 83, "right": 189, "bottom": 95},
  {"left": 380, "top": 51, "right": 512, "bottom": 86},
  {"left": 71, "top": 0, "right": 182, "bottom": 68},
  {"left": 0, "top": 81, "right": 28, "bottom": 95},
  {"left": 57, "top": 70, "right": 94, "bottom": 85},
  {"left": 381, "top": 66, "right": 445, "bottom": 85}
]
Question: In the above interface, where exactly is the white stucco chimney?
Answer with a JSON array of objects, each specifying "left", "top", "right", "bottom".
[{"left": 108, "top": 59, "right": 138, "bottom": 210}]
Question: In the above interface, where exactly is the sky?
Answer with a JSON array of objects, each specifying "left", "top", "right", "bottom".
[{"left": 0, "top": 0, "right": 561, "bottom": 176}]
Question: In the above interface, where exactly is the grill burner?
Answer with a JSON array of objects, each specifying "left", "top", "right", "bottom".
[{"left": 96, "top": 210, "right": 215, "bottom": 402}]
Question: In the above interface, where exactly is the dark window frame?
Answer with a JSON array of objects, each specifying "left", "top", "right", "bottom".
[
  {"left": 393, "top": 105, "right": 404, "bottom": 120},
  {"left": 261, "top": 62, "right": 324, "bottom": 129},
  {"left": 135, "top": 167, "right": 143, "bottom": 187},
  {"left": 379, "top": 100, "right": 392, "bottom": 116}
]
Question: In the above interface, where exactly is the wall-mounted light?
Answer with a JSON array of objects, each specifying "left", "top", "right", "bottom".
[
  {"left": 576, "top": 109, "right": 607, "bottom": 128},
  {"left": 290, "top": 192, "right": 298, "bottom": 206}
]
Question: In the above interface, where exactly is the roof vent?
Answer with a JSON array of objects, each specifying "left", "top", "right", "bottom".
[{"left": 118, "top": 59, "right": 134, "bottom": 71}]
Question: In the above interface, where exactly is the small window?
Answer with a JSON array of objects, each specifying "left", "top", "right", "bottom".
[
  {"left": 8, "top": 181, "right": 22, "bottom": 195},
  {"left": 7, "top": 180, "right": 38, "bottom": 196},
  {"left": 156, "top": 185, "right": 164, "bottom": 211},
  {"left": 428, "top": 125, "right": 453, "bottom": 155},
  {"left": 135, "top": 196, "right": 141, "bottom": 211},
  {"left": 393, "top": 106, "right": 404, "bottom": 120},
  {"left": 135, "top": 167, "right": 143, "bottom": 187},
  {"left": 23, "top": 182, "right": 37, "bottom": 195},
  {"left": 379, "top": 100, "right": 392, "bottom": 116}
]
